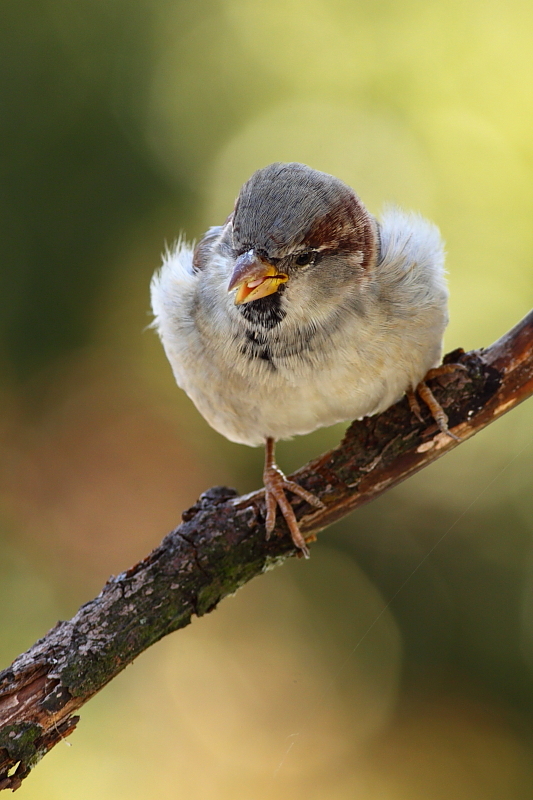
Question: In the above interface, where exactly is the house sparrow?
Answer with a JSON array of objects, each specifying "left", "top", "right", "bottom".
[{"left": 151, "top": 162, "right": 450, "bottom": 557}]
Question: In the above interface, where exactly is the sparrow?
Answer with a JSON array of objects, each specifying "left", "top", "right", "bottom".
[{"left": 151, "top": 162, "right": 450, "bottom": 557}]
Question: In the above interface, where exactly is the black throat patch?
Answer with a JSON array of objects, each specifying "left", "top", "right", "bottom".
[{"left": 237, "top": 290, "right": 286, "bottom": 330}]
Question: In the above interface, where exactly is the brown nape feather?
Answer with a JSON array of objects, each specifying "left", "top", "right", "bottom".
[
  {"left": 301, "top": 192, "right": 379, "bottom": 271},
  {"left": 192, "top": 226, "right": 223, "bottom": 272},
  {"left": 192, "top": 213, "right": 235, "bottom": 272}
]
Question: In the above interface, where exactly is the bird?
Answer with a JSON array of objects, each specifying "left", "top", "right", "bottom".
[{"left": 151, "top": 162, "right": 451, "bottom": 557}]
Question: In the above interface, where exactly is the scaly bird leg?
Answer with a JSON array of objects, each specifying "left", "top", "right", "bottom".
[
  {"left": 408, "top": 363, "right": 469, "bottom": 441},
  {"left": 263, "top": 437, "right": 324, "bottom": 558}
]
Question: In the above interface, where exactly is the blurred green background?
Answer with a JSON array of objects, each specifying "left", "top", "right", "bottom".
[{"left": 1, "top": 0, "right": 533, "bottom": 797}]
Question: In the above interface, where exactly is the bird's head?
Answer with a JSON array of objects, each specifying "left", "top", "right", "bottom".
[{"left": 226, "top": 162, "right": 379, "bottom": 308}]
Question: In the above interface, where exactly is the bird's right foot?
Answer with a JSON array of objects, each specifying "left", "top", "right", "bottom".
[{"left": 262, "top": 462, "right": 324, "bottom": 558}]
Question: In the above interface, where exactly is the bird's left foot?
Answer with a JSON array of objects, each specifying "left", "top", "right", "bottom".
[{"left": 407, "top": 363, "right": 468, "bottom": 442}]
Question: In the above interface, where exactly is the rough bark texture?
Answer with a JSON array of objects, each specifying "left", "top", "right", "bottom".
[{"left": 0, "top": 311, "right": 532, "bottom": 790}]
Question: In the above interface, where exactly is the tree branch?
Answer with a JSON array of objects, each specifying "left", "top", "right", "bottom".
[{"left": 0, "top": 311, "right": 532, "bottom": 790}]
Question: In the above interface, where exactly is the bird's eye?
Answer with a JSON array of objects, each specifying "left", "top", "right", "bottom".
[{"left": 295, "top": 251, "right": 314, "bottom": 266}]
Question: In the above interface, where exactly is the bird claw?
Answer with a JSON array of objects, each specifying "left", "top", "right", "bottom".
[
  {"left": 409, "top": 362, "right": 468, "bottom": 441},
  {"left": 263, "top": 464, "right": 324, "bottom": 558}
]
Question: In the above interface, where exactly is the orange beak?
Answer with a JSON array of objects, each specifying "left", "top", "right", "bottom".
[{"left": 228, "top": 250, "right": 288, "bottom": 305}]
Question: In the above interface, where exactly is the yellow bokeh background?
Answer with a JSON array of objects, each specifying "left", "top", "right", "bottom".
[{"left": 1, "top": 0, "right": 533, "bottom": 797}]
